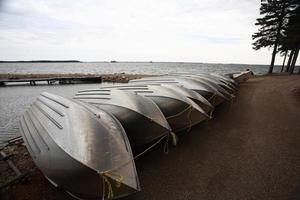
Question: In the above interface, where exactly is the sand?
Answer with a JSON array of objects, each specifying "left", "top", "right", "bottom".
[{"left": 1, "top": 74, "right": 300, "bottom": 200}]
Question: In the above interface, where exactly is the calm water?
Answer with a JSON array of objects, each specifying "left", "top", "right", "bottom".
[
  {"left": 0, "top": 83, "right": 115, "bottom": 147},
  {"left": 0, "top": 62, "right": 284, "bottom": 75},
  {"left": 0, "top": 62, "right": 286, "bottom": 146}
]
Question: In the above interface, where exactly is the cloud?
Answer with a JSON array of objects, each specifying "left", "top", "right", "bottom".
[{"left": 0, "top": 0, "right": 293, "bottom": 64}]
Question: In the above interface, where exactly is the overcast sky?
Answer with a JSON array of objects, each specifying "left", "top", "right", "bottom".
[{"left": 0, "top": 0, "right": 294, "bottom": 64}]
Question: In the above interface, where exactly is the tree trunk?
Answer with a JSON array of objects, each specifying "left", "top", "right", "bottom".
[
  {"left": 269, "top": 43, "right": 278, "bottom": 73},
  {"left": 290, "top": 45, "right": 299, "bottom": 74},
  {"left": 285, "top": 49, "right": 295, "bottom": 72},
  {"left": 280, "top": 50, "right": 288, "bottom": 72},
  {"left": 268, "top": 0, "right": 287, "bottom": 74}
]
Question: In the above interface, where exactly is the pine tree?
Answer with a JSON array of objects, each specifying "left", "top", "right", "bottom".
[
  {"left": 252, "top": 0, "right": 291, "bottom": 73},
  {"left": 285, "top": 2, "right": 300, "bottom": 73}
]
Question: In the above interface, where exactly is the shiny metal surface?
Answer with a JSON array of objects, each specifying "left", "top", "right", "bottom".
[
  {"left": 168, "top": 75, "right": 234, "bottom": 100},
  {"left": 210, "top": 73, "right": 238, "bottom": 86},
  {"left": 160, "top": 84, "right": 214, "bottom": 114},
  {"left": 170, "top": 72, "right": 236, "bottom": 91},
  {"left": 130, "top": 77, "right": 218, "bottom": 97},
  {"left": 177, "top": 74, "right": 235, "bottom": 95},
  {"left": 117, "top": 82, "right": 214, "bottom": 114},
  {"left": 74, "top": 89, "right": 171, "bottom": 148},
  {"left": 130, "top": 77, "right": 227, "bottom": 106},
  {"left": 188, "top": 74, "right": 236, "bottom": 91},
  {"left": 19, "top": 92, "right": 140, "bottom": 199},
  {"left": 206, "top": 73, "right": 237, "bottom": 88},
  {"left": 83, "top": 84, "right": 210, "bottom": 132},
  {"left": 232, "top": 71, "right": 252, "bottom": 83}
]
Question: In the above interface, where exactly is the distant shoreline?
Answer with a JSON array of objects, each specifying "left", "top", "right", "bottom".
[
  {"left": 0, "top": 60, "right": 285, "bottom": 66},
  {"left": 0, "top": 72, "right": 152, "bottom": 84},
  {"left": 0, "top": 60, "right": 81, "bottom": 63}
]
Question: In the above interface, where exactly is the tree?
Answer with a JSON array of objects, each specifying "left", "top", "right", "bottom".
[
  {"left": 278, "top": 28, "right": 295, "bottom": 72},
  {"left": 280, "top": 50, "right": 288, "bottom": 72},
  {"left": 252, "top": 0, "right": 292, "bottom": 73},
  {"left": 285, "top": 2, "right": 300, "bottom": 73},
  {"left": 285, "top": 48, "right": 295, "bottom": 71}
]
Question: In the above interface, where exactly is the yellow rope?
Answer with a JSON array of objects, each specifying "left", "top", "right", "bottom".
[
  {"left": 107, "top": 172, "right": 123, "bottom": 188},
  {"left": 170, "top": 132, "right": 178, "bottom": 146},
  {"left": 96, "top": 93, "right": 222, "bottom": 200},
  {"left": 98, "top": 134, "right": 171, "bottom": 199},
  {"left": 209, "top": 106, "right": 215, "bottom": 118},
  {"left": 98, "top": 102, "right": 219, "bottom": 199},
  {"left": 99, "top": 172, "right": 114, "bottom": 200}
]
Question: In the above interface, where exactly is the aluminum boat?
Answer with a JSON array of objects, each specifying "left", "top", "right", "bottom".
[
  {"left": 19, "top": 92, "right": 140, "bottom": 200},
  {"left": 79, "top": 85, "right": 209, "bottom": 132},
  {"left": 130, "top": 77, "right": 227, "bottom": 106},
  {"left": 74, "top": 89, "right": 171, "bottom": 149}
]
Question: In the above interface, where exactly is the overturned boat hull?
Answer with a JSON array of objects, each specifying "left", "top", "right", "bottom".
[
  {"left": 83, "top": 85, "right": 210, "bottom": 132},
  {"left": 18, "top": 71, "right": 250, "bottom": 200},
  {"left": 74, "top": 89, "right": 171, "bottom": 149},
  {"left": 173, "top": 73, "right": 237, "bottom": 93},
  {"left": 130, "top": 77, "right": 227, "bottom": 106},
  {"left": 232, "top": 71, "right": 253, "bottom": 83},
  {"left": 160, "top": 84, "right": 214, "bottom": 114},
  {"left": 20, "top": 92, "right": 140, "bottom": 199},
  {"left": 169, "top": 75, "right": 234, "bottom": 100}
]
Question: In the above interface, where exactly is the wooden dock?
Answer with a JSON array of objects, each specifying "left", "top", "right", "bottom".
[{"left": 0, "top": 76, "right": 102, "bottom": 86}]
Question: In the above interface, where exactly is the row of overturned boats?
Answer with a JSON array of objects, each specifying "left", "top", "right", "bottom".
[{"left": 19, "top": 71, "right": 252, "bottom": 199}]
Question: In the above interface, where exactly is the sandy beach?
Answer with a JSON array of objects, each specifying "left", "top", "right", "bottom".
[{"left": 1, "top": 74, "right": 300, "bottom": 200}]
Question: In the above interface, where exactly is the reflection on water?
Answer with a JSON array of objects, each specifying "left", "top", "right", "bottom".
[{"left": 0, "top": 83, "right": 114, "bottom": 147}]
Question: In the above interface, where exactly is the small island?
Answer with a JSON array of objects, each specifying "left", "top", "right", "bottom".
[{"left": 0, "top": 60, "right": 81, "bottom": 63}]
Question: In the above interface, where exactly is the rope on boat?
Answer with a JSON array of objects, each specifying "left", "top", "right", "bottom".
[
  {"left": 209, "top": 93, "right": 217, "bottom": 118},
  {"left": 185, "top": 105, "right": 193, "bottom": 132},
  {"left": 170, "top": 132, "right": 178, "bottom": 146},
  {"left": 165, "top": 105, "right": 194, "bottom": 132},
  {"left": 98, "top": 134, "right": 169, "bottom": 200},
  {"left": 164, "top": 132, "right": 169, "bottom": 154},
  {"left": 98, "top": 93, "right": 222, "bottom": 199},
  {"left": 209, "top": 108, "right": 215, "bottom": 119},
  {"left": 165, "top": 105, "right": 193, "bottom": 120},
  {"left": 163, "top": 131, "right": 179, "bottom": 154},
  {"left": 100, "top": 173, "right": 114, "bottom": 200}
]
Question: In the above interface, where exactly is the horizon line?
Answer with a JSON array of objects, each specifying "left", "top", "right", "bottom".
[{"left": 0, "top": 60, "right": 278, "bottom": 66}]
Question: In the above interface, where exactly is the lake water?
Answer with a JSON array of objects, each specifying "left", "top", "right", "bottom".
[
  {"left": 0, "top": 62, "right": 288, "bottom": 147},
  {"left": 0, "top": 62, "right": 284, "bottom": 75}
]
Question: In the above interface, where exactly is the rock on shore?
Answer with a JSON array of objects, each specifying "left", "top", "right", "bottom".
[{"left": 0, "top": 73, "right": 153, "bottom": 83}]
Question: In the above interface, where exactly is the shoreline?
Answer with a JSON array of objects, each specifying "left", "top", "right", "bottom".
[
  {"left": 0, "top": 72, "right": 298, "bottom": 85},
  {"left": 0, "top": 73, "right": 153, "bottom": 84},
  {"left": 1, "top": 74, "right": 299, "bottom": 199}
]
